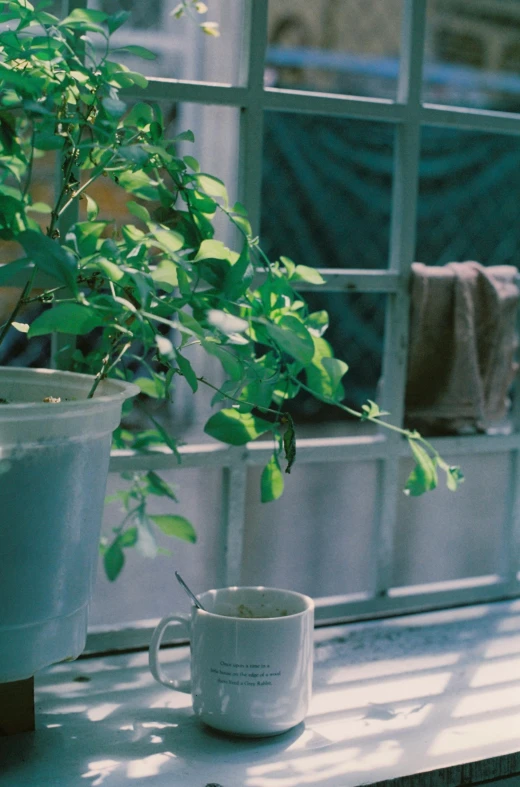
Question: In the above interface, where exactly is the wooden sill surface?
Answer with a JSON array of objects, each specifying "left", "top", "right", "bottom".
[{"left": 2, "top": 599, "right": 520, "bottom": 786}]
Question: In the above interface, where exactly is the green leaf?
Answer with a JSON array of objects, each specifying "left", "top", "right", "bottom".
[
  {"left": 134, "top": 375, "right": 165, "bottom": 398},
  {"left": 148, "top": 223, "right": 184, "bottom": 253},
  {"left": 321, "top": 357, "right": 349, "bottom": 401},
  {"left": 204, "top": 408, "right": 272, "bottom": 445},
  {"left": 194, "top": 239, "right": 232, "bottom": 262},
  {"left": 127, "top": 200, "right": 150, "bottom": 223},
  {"left": 151, "top": 260, "right": 178, "bottom": 290},
  {"left": 60, "top": 8, "right": 108, "bottom": 24},
  {"left": 119, "top": 528, "right": 138, "bottom": 547},
  {"left": 261, "top": 454, "right": 284, "bottom": 503},
  {"left": 27, "top": 202, "right": 51, "bottom": 214},
  {"left": 114, "top": 45, "right": 157, "bottom": 60},
  {"left": 123, "top": 101, "right": 154, "bottom": 128},
  {"left": 404, "top": 440, "right": 438, "bottom": 497},
  {"left": 149, "top": 514, "right": 197, "bottom": 543},
  {"left": 104, "top": 542, "right": 124, "bottom": 581},
  {"left": 176, "top": 350, "right": 198, "bottom": 393},
  {"left": 175, "top": 129, "right": 195, "bottom": 143},
  {"left": 184, "top": 155, "right": 200, "bottom": 172},
  {"left": 0, "top": 258, "right": 29, "bottom": 285},
  {"left": 106, "top": 9, "right": 131, "bottom": 34},
  {"left": 28, "top": 303, "right": 106, "bottom": 337},
  {"left": 19, "top": 230, "right": 78, "bottom": 294},
  {"left": 149, "top": 415, "right": 183, "bottom": 464},
  {"left": 282, "top": 413, "right": 296, "bottom": 473},
  {"left": 200, "top": 21, "right": 220, "bottom": 37},
  {"left": 85, "top": 194, "right": 99, "bottom": 221},
  {"left": 201, "top": 340, "right": 243, "bottom": 380},
  {"left": 265, "top": 316, "right": 314, "bottom": 365},
  {"left": 360, "top": 399, "right": 390, "bottom": 421},
  {"left": 306, "top": 310, "right": 329, "bottom": 337},
  {"left": 447, "top": 465, "right": 464, "bottom": 491},
  {"left": 223, "top": 242, "right": 254, "bottom": 298},
  {"left": 436, "top": 456, "right": 465, "bottom": 492},
  {"left": 291, "top": 265, "right": 325, "bottom": 285},
  {"left": 118, "top": 145, "right": 149, "bottom": 166},
  {"left": 145, "top": 471, "right": 178, "bottom": 501},
  {"left": 194, "top": 173, "right": 228, "bottom": 206}
]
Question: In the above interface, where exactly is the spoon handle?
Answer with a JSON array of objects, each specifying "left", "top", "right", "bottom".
[{"left": 175, "top": 571, "right": 205, "bottom": 610}]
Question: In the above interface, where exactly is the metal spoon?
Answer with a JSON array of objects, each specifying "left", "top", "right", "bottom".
[{"left": 175, "top": 571, "right": 206, "bottom": 611}]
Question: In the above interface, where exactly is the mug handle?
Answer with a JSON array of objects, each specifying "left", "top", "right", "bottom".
[{"left": 149, "top": 613, "right": 191, "bottom": 693}]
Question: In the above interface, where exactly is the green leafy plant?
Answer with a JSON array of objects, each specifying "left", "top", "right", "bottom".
[{"left": 0, "top": 0, "right": 463, "bottom": 579}]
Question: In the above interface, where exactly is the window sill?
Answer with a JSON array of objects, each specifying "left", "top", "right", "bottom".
[{"left": 2, "top": 599, "right": 520, "bottom": 786}]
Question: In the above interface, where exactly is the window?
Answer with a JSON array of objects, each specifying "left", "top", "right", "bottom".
[{"left": 5, "top": 0, "right": 520, "bottom": 649}]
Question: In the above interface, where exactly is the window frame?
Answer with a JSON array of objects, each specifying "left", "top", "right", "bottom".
[{"left": 9, "top": 0, "right": 520, "bottom": 652}]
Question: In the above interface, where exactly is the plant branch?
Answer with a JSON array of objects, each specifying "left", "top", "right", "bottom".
[{"left": 196, "top": 375, "right": 282, "bottom": 419}]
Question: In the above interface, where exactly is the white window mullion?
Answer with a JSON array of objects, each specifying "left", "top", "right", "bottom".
[
  {"left": 237, "top": 0, "right": 269, "bottom": 235},
  {"left": 373, "top": 0, "right": 427, "bottom": 596},
  {"left": 217, "top": 0, "right": 269, "bottom": 587},
  {"left": 502, "top": 449, "right": 520, "bottom": 589},
  {"left": 220, "top": 455, "right": 249, "bottom": 587}
]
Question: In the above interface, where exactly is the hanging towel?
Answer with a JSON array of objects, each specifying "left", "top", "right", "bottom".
[{"left": 405, "top": 261, "right": 519, "bottom": 434}]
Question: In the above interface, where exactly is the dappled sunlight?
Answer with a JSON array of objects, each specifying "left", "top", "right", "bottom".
[
  {"left": 484, "top": 633, "right": 520, "bottom": 658},
  {"left": 494, "top": 614, "right": 520, "bottom": 633},
  {"left": 150, "top": 692, "right": 192, "bottom": 710},
  {"left": 246, "top": 741, "right": 402, "bottom": 787},
  {"left": 428, "top": 710, "right": 520, "bottom": 757},
  {"left": 45, "top": 703, "right": 89, "bottom": 716},
  {"left": 470, "top": 656, "right": 520, "bottom": 687},
  {"left": 324, "top": 652, "right": 460, "bottom": 685},
  {"left": 82, "top": 759, "right": 119, "bottom": 786},
  {"left": 309, "top": 671, "right": 452, "bottom": 717},
  {"left": 86, "top": 703, "right": 121, "bottom": 722},
  {"left": 307, "top": 701, "right": 432, "bottom": 744},
  {"left": 126, "top": 753, "right": 176, "bottom": 779},
  {"left": 451, "top": 684, "right": 520, "bottom": 719}
]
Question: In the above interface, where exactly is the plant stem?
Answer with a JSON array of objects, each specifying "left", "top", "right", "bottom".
[
  {"left": 0, "top": 268, "right": 37, "bottom": 348},
  {"left": 196, "top": 375, "right": 282, "bottom": 418},
  {"left": 289, "top": 374, "right": 440, "bottom": 457}
]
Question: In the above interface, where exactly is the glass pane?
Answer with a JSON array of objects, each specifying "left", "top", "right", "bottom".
[
  {"left": 89, "top": 468, "right": 223, "bottom": 626},
  {"left": 266, "top": 0, "right": 402, "bottom": 99},
  {"left": 424, "top": 0, "right": 520, "bottom": 112},
  {"left": 92, "top": 0, "right": 243, "bottom": 83},
  {"left": 261, "top": 114, "right": 394, "bottom": 269},
  {"left": 242, "top": 460, "right": 378, "bottom": 597},
  {"left": 287, "top": 293, "right": 386, "bottom": 427},
  {"left": 392, "top": 452, "right": 507, "bottom": 587},
  {"left": 416, "top": 126, "right": 520, "bottom": 266}
]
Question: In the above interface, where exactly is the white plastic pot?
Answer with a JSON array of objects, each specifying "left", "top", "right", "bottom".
[{"left": 0, "top": 368, "right": 138, "bottom": 682}]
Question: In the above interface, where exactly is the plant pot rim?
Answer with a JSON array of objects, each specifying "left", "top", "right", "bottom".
[{"left": 0, "top": 366, "right": 139, "bottom": 415}]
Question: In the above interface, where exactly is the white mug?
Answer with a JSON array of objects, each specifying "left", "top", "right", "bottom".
[{"left": 149, "top": 586, "right": 314, "bottom": 737}]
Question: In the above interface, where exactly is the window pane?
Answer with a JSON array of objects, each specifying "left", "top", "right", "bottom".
[
  {"left": 89, "top": 468, "right": 223, "bottom": 626},
  {"left": 392, "top": 452, "right": 507, "bottom": 587},
  {"left": 415, "top": 126, "right": 520, "bottom": 267},
  {"left": 266, "top": 0, "right": 402, "bottom": 99},
  {"left": 242, "top": 460, "right": 378, "bottom": 596},
  {"left": 288, "top": 293, "right": 386, "bottom": 424},
  {"left": 93, "top": 0, "right": 243, "bottom": 83},
  {"left": 261, "top": 114, "right": 394, "bottom": 270},
  {"left": 424, "top": 0, "right": 520, "bottom": 112}
]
